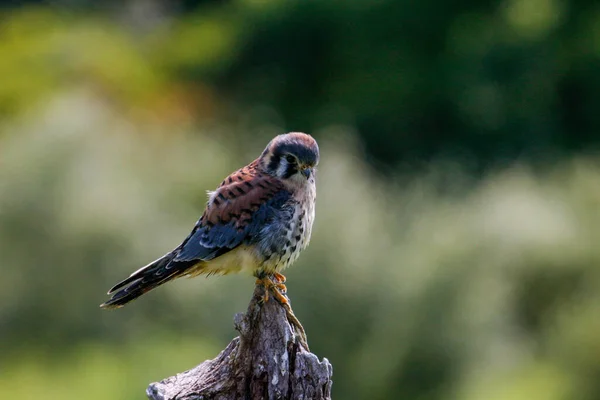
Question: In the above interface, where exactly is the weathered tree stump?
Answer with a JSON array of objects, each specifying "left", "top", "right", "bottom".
[{"left": 146, "top": 284, "right": 333, "bottom": 400}]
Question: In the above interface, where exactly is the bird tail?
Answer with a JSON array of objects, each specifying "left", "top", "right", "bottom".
[{"left": 100, "top": 252, "right": 192, "bottom": 309}]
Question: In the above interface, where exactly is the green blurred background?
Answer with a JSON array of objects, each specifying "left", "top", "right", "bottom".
[{"left": 1, "top": 0, "right": 600, "bottom": 399}]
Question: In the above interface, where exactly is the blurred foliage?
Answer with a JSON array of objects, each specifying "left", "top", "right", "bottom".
[
  {"left": 2, "top": 0, "right": 600, "bottom": 167},
  {"left": 0, "top": 337, "right": 219, "bottom": 399},
  {"left": 1, "top": 1, "right": 600, "bottom": 400}
]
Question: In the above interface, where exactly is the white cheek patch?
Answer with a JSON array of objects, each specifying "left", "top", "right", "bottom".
[{"left": 277, "top": 159, "right": 289, "bottom": 177}]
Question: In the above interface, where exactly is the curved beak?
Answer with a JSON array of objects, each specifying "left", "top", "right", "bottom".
[{"left": 301, "top": 168, "right": 312, "bottom": 179}]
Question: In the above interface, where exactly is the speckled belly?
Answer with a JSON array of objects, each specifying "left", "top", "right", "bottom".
[{"left": 260, "top": 192, "right": 315, "bottom": 274}]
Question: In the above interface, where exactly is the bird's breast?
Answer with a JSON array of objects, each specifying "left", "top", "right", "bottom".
[{"left": 259, "top": 181, "right": 316, "bottom": 273}]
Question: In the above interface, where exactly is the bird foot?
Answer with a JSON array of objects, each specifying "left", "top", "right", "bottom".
[
  {"left": 273, "top": 272, "right": 286, "bottom": 283},
  {"left": 254, "top": 274, "right": 309, "bottom": 351},
  {"left": 255, "top": 276, "right": 288, "bottom": 304}
]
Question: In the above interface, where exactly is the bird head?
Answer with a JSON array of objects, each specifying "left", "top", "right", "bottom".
[{"left": 260, "top": 132, "right": 319, "bottom": 182}]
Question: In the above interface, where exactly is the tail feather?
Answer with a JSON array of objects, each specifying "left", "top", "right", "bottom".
[
  {"left": 106, "top": 254, "right": 170, "bottom": 294},
  {"left": 100, "top": 253, "right": 192, "bottom": 309}
]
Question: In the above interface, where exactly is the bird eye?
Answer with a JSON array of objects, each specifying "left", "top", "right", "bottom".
[{"left": 285, "top": 155, "right": 296, "bottom": 164}]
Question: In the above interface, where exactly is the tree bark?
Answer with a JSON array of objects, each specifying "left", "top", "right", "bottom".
[{"left": 146, "top": 284, "right": 333, "bottom": 400}]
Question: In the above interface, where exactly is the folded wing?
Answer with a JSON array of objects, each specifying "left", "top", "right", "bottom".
[{"left": 174, "top": 161, "right": 291, "bottom": 262}]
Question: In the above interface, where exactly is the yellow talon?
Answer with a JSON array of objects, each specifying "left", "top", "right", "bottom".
[
  {"left": 256, "top": 275, "right": 288, "bottom": 304},
  {"left": 273, "top": 272, "right": 286, "bottom": 283},
  {"left": 276, "top": 283, "right": 287, "bottom": 293},
  {"left": 255, "top": 274, "right": 307, "bottom": 349},
  {"left": 271, "top": 286, "right": 288, "bottom": 304}
]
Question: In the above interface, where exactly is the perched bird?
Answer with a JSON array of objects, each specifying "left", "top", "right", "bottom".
[{"left": 101, "top": 132, "right": 319, "bottom": 309}]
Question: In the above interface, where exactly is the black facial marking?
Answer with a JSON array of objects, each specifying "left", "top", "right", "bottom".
[
  {"left": 261, "top": 134, "right": 319, "bottom": 179},
  {"left": 282, "top": 164, "right": 298, "bottom": 179},
  {"left": 273, "top": 141, "right": 319, "bottom": 166},
  {"left": 267, "top": 154, "right": 281, "bottom": 174}
]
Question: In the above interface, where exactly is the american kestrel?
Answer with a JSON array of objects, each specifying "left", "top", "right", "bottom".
[{"left": 101, "top": 132, "right": 319, "bottom": 309}]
